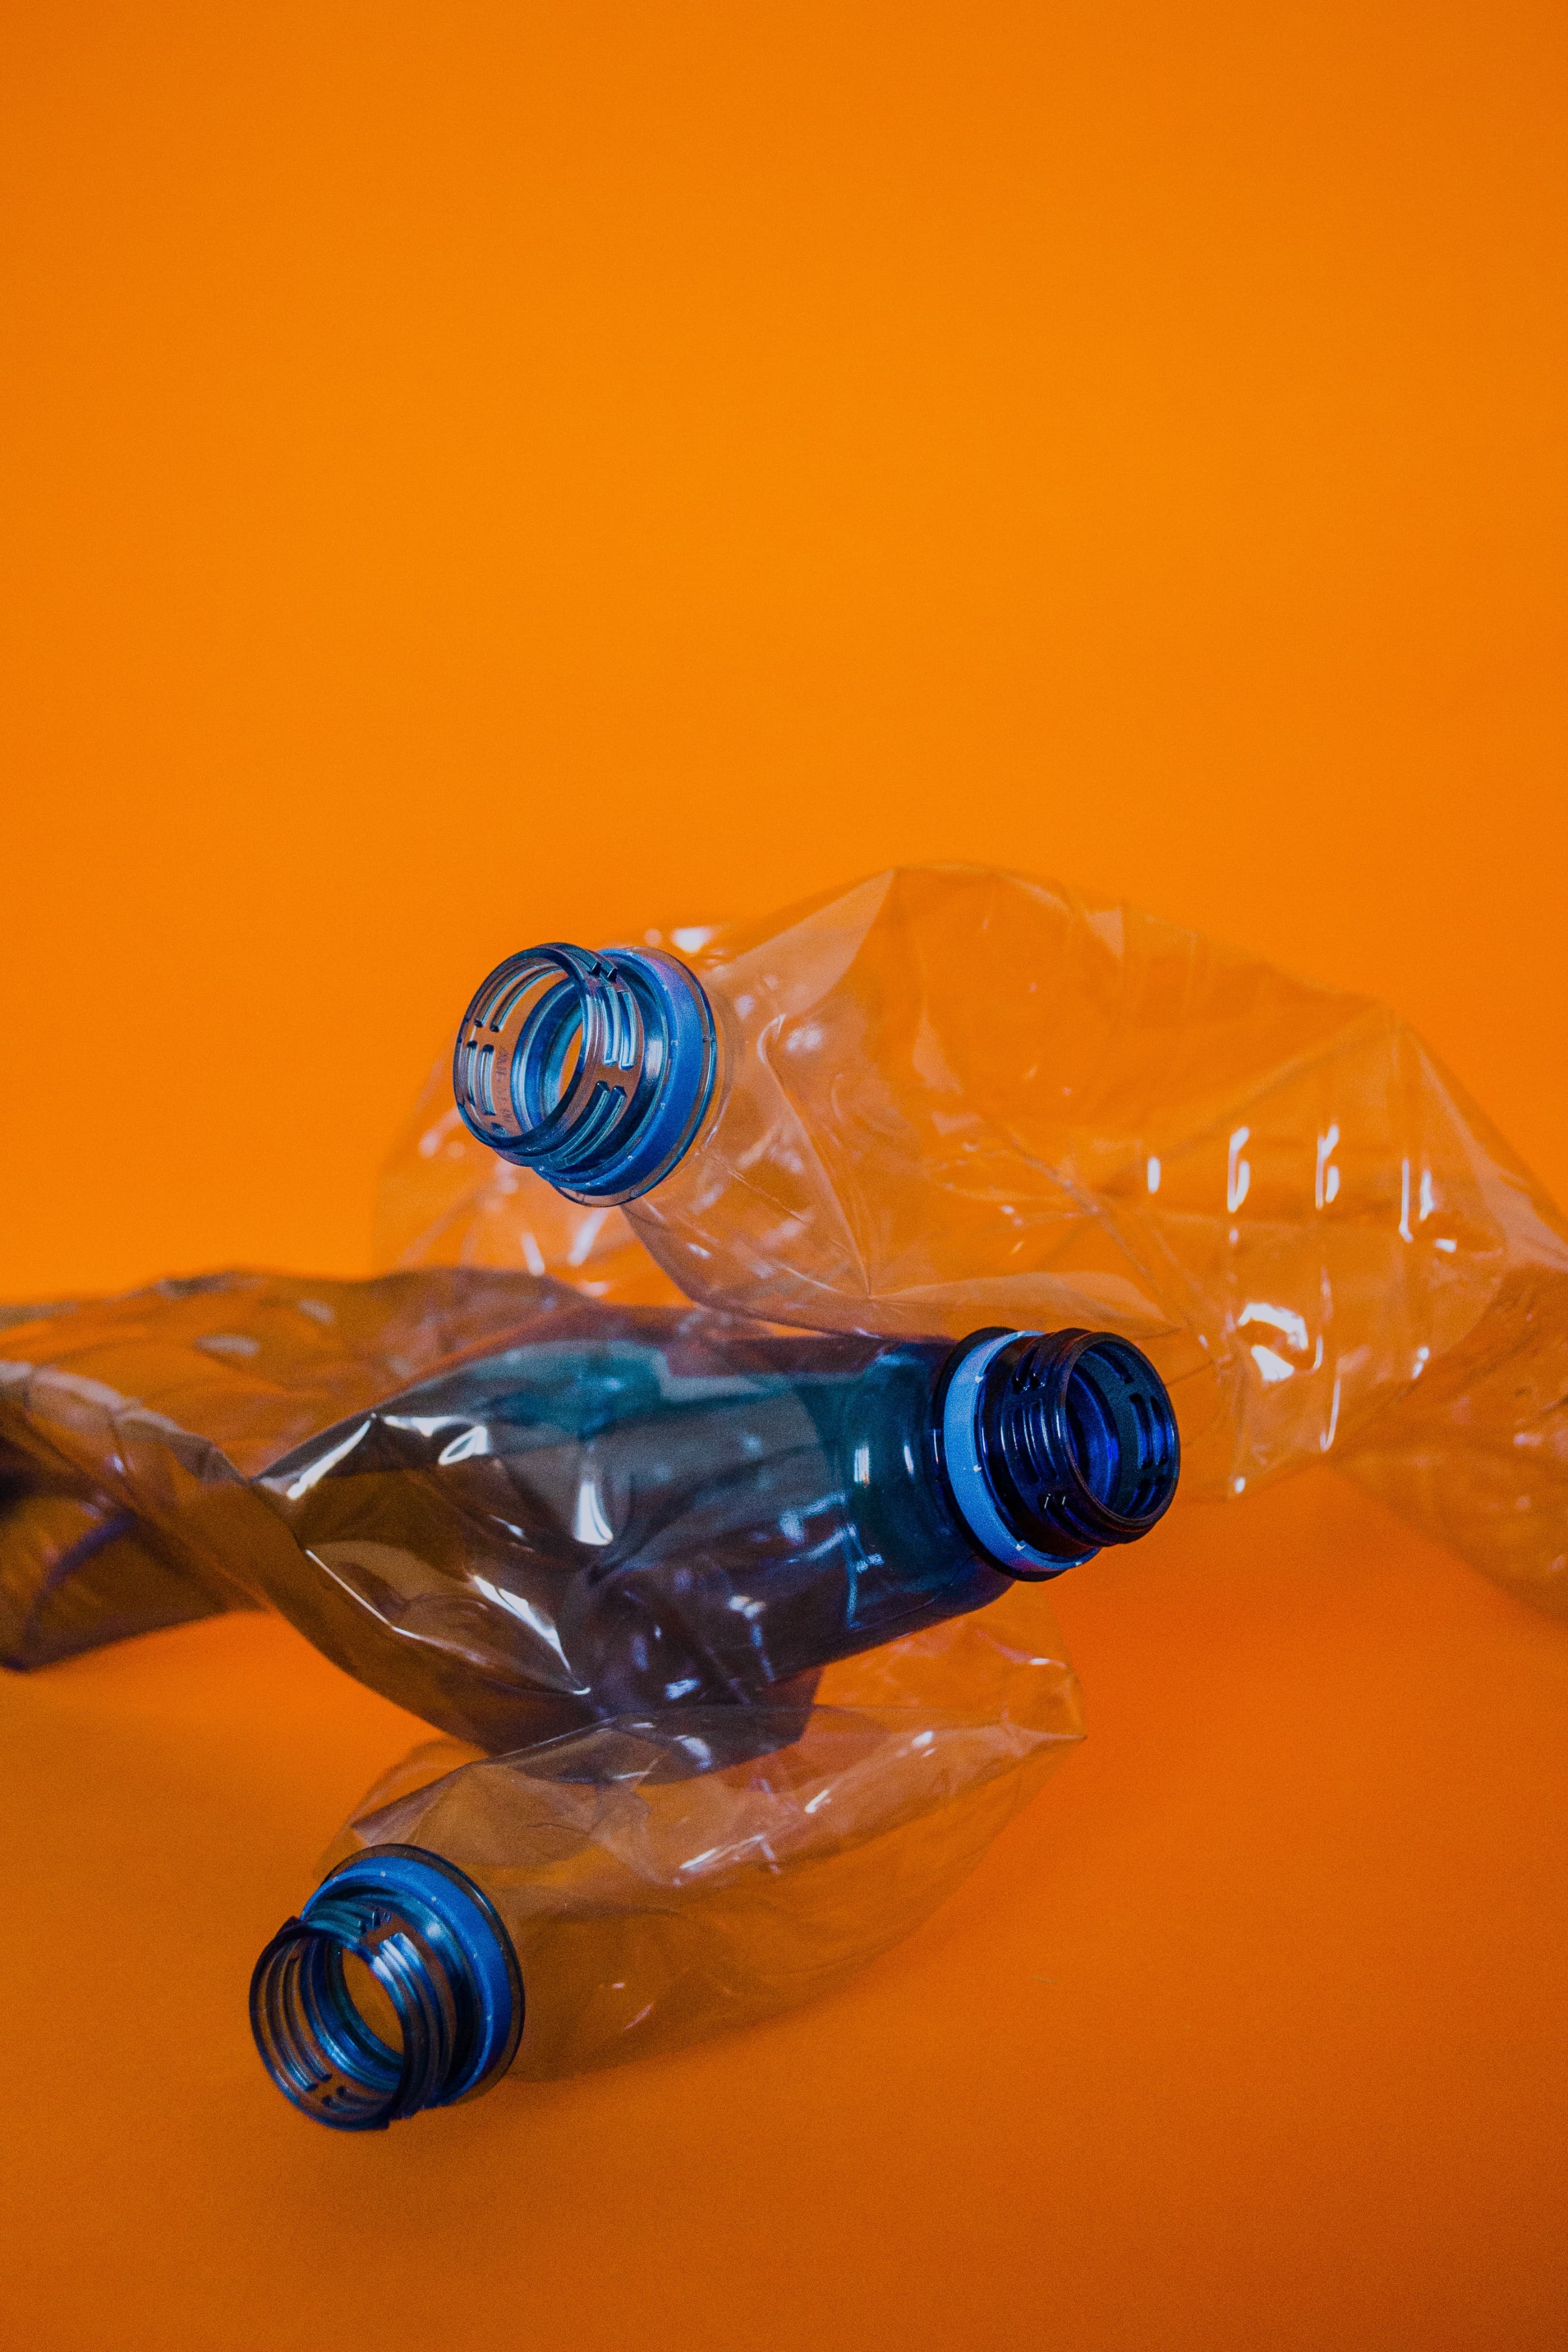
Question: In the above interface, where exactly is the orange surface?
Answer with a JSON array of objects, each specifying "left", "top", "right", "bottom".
[{"left": 1, "top": 6, "right": 1565, "bottom": 2347}]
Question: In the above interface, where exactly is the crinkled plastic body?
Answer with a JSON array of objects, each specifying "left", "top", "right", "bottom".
[
  {"left": 0, "top": 1270, "right": 1088, "bottom": 1751},
  {"left": 1, "top": 1270, "right": 552, "bottom": 1686},
  {"left": 319, "top": 1584, "right": 1081, "bottom": 2083},
  {"left": 377, "top": 1067, "right": 687, "bottom": 1307},
  {"left": 0, "top": 1486, "right": 224, "bottom": 1670},
  {"left": 447, "top": 868, "right": 1568, "bottom": 1611}
]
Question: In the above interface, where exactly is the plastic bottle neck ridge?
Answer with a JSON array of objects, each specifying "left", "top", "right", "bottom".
[
  {"left": 250, "top": 1847, "right": 522, "bottom": 2131},
  {"left": 453, "top": 943, "right": 718, "bottom": 1205},
  {"left": 940, "top": 1328, "right": 1180, "bottom": 1577}
]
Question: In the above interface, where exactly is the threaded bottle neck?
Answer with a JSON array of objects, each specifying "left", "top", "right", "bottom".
[
  {"left": 937, "top": 1328, "right": 1180, "bottom": 1576},
  {"left": 453, "top": 943, "right": 719, "bottom": 1205},
  {"left": 250, "top": 1847, "right": 522, "bottom": 2131}
]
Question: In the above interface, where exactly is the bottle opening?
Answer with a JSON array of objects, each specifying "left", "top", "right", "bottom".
[
  {"left": 1055, "top": 1339, "right": 1176, "bottom": 1525},
  {"left": 511, "top": 964, "right": 588, "bottom": 1127},
  {"left": 250, "top": 1847, "right": 522, "bottom": 2132},
  {"left": 339, "top": 1949, "right": 404, "bottom": 2054},
  {"left": 453, "top": 943, "right": 718, "bottom": 1205},
  {"left": 938, "top": 1328, "right": 1180, "bottom": 1577}
]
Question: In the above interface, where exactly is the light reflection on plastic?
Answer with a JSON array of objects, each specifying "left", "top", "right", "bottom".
[
  {"left": 1227, "top": 1128, "right": 1251, "bottom": 1213},
  {"left": 437, "top": 1424, "right": 490, "bottom": 1465},
  {"left": 566, "top": 1208, "right": 611, "bottom": 1267},
  {"left": 518, "top": 1231, "right": 547, "bottom": 1276},
  {"left": 1322, "top": 1374, "right": 1342, "bottom": 1450},
  {"left": 284, "top": 1419, "right": 373, "bottom": 1499},
  {"left": 471, "top": 1577, "right": 576, "bottom": 1673},
  {"left": 1238, "top": 1300, "right": 1310, "bottom": 1352},
  {"left": 1315, "top": 1125, "right": 1341, "bottom": 1208},
  {"left": 572, "top": 1479, "right": 614, "bottom": 1545},
  {"left": 417, "top": 1107, "right": 464, "bottom": 1160}
]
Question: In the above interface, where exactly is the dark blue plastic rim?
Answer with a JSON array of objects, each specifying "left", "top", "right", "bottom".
[
  {"left": 452, "top": 942, "right": 719, "bottom": 1205},
  {"left": 935, "top": 1326, "right": 1180, "bottom": 1577},
  {"left": 939, "top": 1330, "right": 1088, "bottom": 1577},
  {"left": 249, "top": 1846, "right": 523, "bottom": 2132}
]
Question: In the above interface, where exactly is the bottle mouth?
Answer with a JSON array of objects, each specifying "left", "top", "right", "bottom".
[
  {"left": 938, "top": 1328, "right": 1180, "bottom": 1577},
  {"left": 250, "top": 1847, "right": 522, "bottom": 2132},
  {"left": 452, "top": 943, "right": 719, "bottom": 1205}
]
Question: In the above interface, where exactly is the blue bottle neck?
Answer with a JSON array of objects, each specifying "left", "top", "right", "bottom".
[
  {"left": 453, "top": 943, "right": 719, "bottom": 1204},
  {"left": 935, "top": 1328, "right": 1180, "bottom": 1577},
  {"left": 250, "top": 1847, "right": 521, "bottom": 2130}
]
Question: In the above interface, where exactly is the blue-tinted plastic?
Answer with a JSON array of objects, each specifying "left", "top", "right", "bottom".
[
  {"left": 264, "top": 1318, "right": 1007, "bottom": 1740},
  {"left": 249, "top": 1846, "right": 522, "bottom": 2131},
  {"left": 258, "top": 1310, "right": 1179, "bottom": 1752},
  {"left": 941, "top": 1334, "right": 1087, "bottom": 1576},
  {"left": 452, "top": 945, "right": 718, "bottom": 1205}
]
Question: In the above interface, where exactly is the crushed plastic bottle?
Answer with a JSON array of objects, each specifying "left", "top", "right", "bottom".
[
  {"left": 452, "top": 865, "right": 1568, "bottom": 1614},
  {"left": 251, "top": 1591, "right": 1084, "bottom": 2128},
  {"left": 0, "top": 1268, "right": 1176, "bottom": 1746}
]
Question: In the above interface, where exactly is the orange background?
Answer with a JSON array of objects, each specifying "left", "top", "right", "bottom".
[{"left": 2, "top": 6, "right": 1566, "bottom": 2347}]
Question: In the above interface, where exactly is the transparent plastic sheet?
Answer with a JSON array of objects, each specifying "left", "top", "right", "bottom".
[
  {"left": 310, "top": 1589, "right": 1081, "bottom": 2088},
  {"left": 449, "top": 865, "right": 1568, "bottom": 1614},
  {"left": 376, "top": 1067, "right": 687, "bottom": 1307}
]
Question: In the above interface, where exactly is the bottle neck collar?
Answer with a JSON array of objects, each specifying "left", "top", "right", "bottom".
[
  {"left": 454, "top": 943, "right": 718, "bottom": 1204},
  {"left": 250, "top": 1847, "right": 521, "bottom": 2130},
  {"left": 937, "top": 1328, "right": 1180, "bottom": 1577}
]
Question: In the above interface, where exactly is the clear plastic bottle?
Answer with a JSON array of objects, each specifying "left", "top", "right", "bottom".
[
  {"left": 251, "top": 1603, "right": 1085, "bottom": 2129},
  {"left": 258, "top": 1310, "right": 1173, "bottom": 1748},
  {"left": 0, "top": 1270, "right": 1177, "bottom": 1748},
  {"left": 452, "top": 865, "right": 1568, "bottom": 1612}
]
